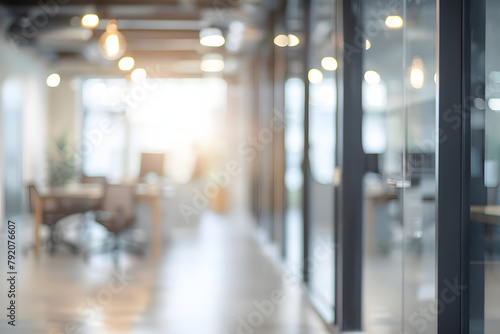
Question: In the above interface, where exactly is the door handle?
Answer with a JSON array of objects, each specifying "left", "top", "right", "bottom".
[{"left": 386, "top": 178, "right": 411, "bottom": 188}]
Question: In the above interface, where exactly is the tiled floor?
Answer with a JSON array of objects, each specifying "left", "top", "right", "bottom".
[{"left": 0, "top": 210, "right": 332, "bottom": 334}]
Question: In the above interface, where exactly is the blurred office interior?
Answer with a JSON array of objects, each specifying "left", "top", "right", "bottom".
[{"left": 0, "top": 0, "right": 498, "bottom": 333}]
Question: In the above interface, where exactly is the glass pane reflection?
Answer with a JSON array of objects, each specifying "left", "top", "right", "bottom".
[
  {"left": 307, "top": 0, "right": 336, "bottom": 322},
  {"left": 469, "top": 0, "right": 500, "bottom": 332},
  {"left": 284, "top": 0, "right": 306, "bottom": 282},
  {"left": 361, "top": 1, "right": 437, "bottom": 333},
  {"left": 285, "top": 78, "right": 304, "bottom": 272}
]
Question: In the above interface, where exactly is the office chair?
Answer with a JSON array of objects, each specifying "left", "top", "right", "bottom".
[
  {"left": 80, "top": 175, "right": 108, "bottom": 233},
  {"left": 139, "top": 153, "right": 165, "bottom": 181},
  {"left": 86, "top": 184, "right": 144, "bottom": 260},
  {"left": 26, "top": 185, "right": 80, "bottom": 254}
]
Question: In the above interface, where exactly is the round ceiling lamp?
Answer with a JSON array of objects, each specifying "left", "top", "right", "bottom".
[
  {"left": 81, "top": 14, "right": 99, "bottom": 28},
  {"left": 201, "top": 54, "right": 224, "bottom": 72},
  {"left": 98, "top": 19, "right": 127, "bottom": 60},
  {"left": 200, "top": 27, "right": 225, "bottom": 47}
]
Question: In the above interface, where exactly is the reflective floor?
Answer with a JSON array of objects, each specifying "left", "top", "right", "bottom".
[{"left": 0, "top": 210, "right": 331, "bottom": 334}]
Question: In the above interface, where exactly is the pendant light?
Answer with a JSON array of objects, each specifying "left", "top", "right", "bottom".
[{"left": 98, "top": 19, "right": 127, "bottom": 60}]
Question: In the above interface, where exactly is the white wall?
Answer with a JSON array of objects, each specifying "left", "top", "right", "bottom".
[
  {"left": 47, "top": 78, "right": 80, "bottom": 151},
  {"left": 226, "top": 72, "right": 253, "bottom": 213},
  {"left": 0, "top": 30, "right": 50, "bottom": 220}
]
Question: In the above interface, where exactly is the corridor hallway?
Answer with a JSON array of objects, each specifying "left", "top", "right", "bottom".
[
  {"left": 4, "top": 0, "right": 499, "bottom": 332},
  {"left": 0, "top": 211, "right": 331, "bottom": 334}
]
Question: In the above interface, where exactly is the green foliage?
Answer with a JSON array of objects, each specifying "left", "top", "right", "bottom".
[{"left": 47, "top": 131, "right": 80, "bottom": 187}]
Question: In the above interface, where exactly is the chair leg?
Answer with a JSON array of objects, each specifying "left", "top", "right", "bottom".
[
  {"left": 34, "top": 224, "right": 80, "bottom": 255},
  {"left": 23, "top": 224, "right": 76, "bottom": 256},
  {"left": 61, "top": 240, "right": 79, "bottom": 254},
  {"left": 80, "top": 212, "right": 91, "bottom": 235},
  {"left": 49, "top": 225, "right": 57, "bottom": 254},
  {"left": 85, "top": 231, "right": 146, "bottom": 261},
  {"left": 124, "top": 242, "right": 146, "bottom": 256},
  {"left": 85, "top": 235, "right": 119, "bottom": 261}
]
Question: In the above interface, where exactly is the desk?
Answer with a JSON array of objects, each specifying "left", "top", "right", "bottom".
[
  {"left": 364, "top": 188, "right": 398, "bottom": 255},
  {"left": 34, "top": 183, "right": 162, "bottom": 258},
  {"left": 471, "top": 205, "right": 500, "bottom": 225},
  {"left": 135, "top": 184, "right": 162, "bottom": 258}
]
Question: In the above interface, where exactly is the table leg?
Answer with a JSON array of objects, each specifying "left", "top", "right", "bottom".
[
  {"left": 152, "top": 197, "right": 161, "bottom": 258},
  {"left": 34, "top": 197, "right": 42, "bottom": 257},
  {"left": 365, "top": 198, "right": 375, "bottom": 256}
]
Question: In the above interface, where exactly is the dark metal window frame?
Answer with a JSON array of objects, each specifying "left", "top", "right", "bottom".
[
  {"left": 335, "top": 0, "right": 364, "bottom": 331},
  {"left": 270, "top": 0, "right": 479, "bottom": 332},
  {"left": 333, "top": 0, "right": 473, "bottom": 332},
  {"left": 436, "top": 0, "right": 473, "bottom": 332}
]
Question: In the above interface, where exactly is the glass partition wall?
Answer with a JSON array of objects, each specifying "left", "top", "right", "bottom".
[
  {"left": 255, "top": 0, "right": 500, "bottom": 332},
  {"left": 361, "top": 1, "right": 405, "bottom": 331},
  {"left": 402, "top": 2, "right": 437, "bottom": 333},
  {"left": 307, "top": 0, "right": 337, "bottom": 322},
  {"left": 469, "top": 0, "right": 500, "bottom": 332},
  {"left": 2, "top": 79, "right": 24, "bottom": 222},
  {"left": 257, "top": 44, "right": 276, "bottom": 239},
  {"left": 284, "top": 0, "right": 306, "bottom": 276},
  {"left": 361, "top": 1, "right": 437, "bottom": 333}
]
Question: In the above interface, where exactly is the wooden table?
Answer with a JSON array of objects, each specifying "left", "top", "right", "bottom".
[
  {"left": 471, "top": 205, "right": 500, "bottom": 225},
  {"left": 34, "top": 183, "right": 162, "bottom": 258},
  {"left": 134, "top": 184, "right": 162, "bottom": 258},
  {"left": 364, "top": 188, "right": 398, "bottom": 255}
]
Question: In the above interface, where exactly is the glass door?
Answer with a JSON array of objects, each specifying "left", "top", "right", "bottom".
[
  {"left": 468, "top": 0, "right": 500, "bottom": 332},
  {"left": 402, "top": 2, "right": 437, "bottom": 333},
  {"left": 2, "top": 78, "right": 24, "bottom": 222},
  {"left": 361, "top": 1, "right": 405, "bottom": 330},
  {"left": 284, "top": 0, "right": 306, "bottom": 280},
  {"left": 360, "top": 0, "right": 437, "bottom": 332},
  {"left": 258, "top": 49, "right": 275, "bottom": 238},
  {"left": 306, "top": 0, "right": 337, "bottom": 323}
]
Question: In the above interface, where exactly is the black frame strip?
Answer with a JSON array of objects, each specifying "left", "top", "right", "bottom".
[
  {"left": 335, "top": 0, "right": 364, "bottom": 330},
  {"left": 436, "top": 0, "right": 467, "bottom": 332},
  {"left": 302, "top": 0, "right": 311, "bottom": 284},
  {"left": 466, "top": 0, "right": 486, "bottom": 331}
]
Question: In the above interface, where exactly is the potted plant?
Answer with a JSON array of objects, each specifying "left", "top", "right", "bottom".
[{"left": 47, "top": 131, "right": 79, "bottom": 187}]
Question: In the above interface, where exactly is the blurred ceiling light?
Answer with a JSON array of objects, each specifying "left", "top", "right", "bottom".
[
  {"left": 410, "top": 56, "right": 424, "bottom": 89},
  {"left": 321, "top": 57, "right": 338, "bottom": 71},
  {"left": 308, "top": 69, "right": 323, "bottom": 84},
  {"left": 488, "top": 98, "right": 500, "bottom": 111},
  {"left": 385, "top": 15, "right": 404, "bottom": 28},
  {"left": 410, "top": 68, "right": 425, "bottom": 89},
  {"left": 98, "top": 19, "right": 127, "bottom": 60},
  {"left": 412, "top": 57, "right": 423, "bottom": 68},
  {"left": 434, "top": 73, "right": 438, "bottom": 84},
  {"left": 364, "top": 70, "right": 381, "bottom": 85},
  {"left": 200, "top": 27, "right": 225, "bottom": 47},
  {"left": 274, "top": 34, "right": 288, "bottom": 47},
  {"left": 366, "top": 39, "right": 371, "bottom": 50},
  {"left": 131, "top": 68, "right": 147, "bottom": 82},
  {"left": 201, "top": 54, "right": 224, "bottom": 72},
  {"left": 81, "top": 14, "right": 99, "bottom": 28},
  {"left": 119, "top": 57, "right": 135, "bottom": 71},
  {"left": 46, "top": 73, "right": 61, "bottom": 87},
  {"left": 288, "top": 34, "right": 300, "bottom": 47}
]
